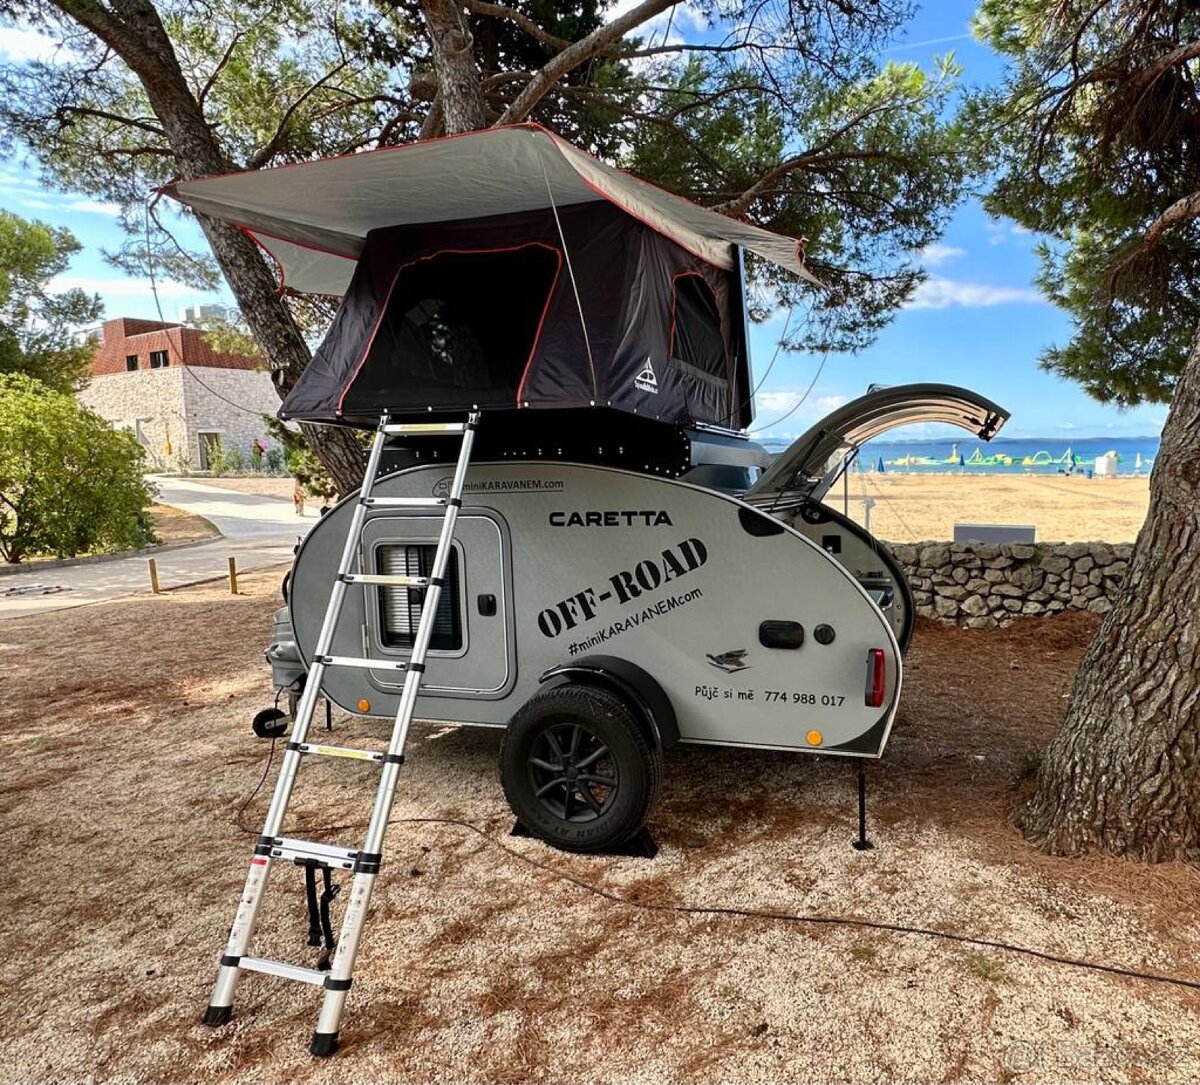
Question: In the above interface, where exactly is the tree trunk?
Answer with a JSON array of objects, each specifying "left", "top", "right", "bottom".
[
  {"left": 52, "top": 0, "right": 365, "bottom": 494},
  {"left": 420, "top": 0, "right": 488, "bottom": 133},
  {"left": 1015, "top": 327, "right": 1200, "bottom": 861}
]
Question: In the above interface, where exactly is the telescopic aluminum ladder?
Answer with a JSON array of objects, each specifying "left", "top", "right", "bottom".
[{"left": 202, "top": 412, "right": 479, "bottom": 1056}]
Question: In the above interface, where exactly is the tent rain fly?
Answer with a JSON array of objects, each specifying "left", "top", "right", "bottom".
[{"left": 163, "top": 123, "right": 819, "bottom": 429}]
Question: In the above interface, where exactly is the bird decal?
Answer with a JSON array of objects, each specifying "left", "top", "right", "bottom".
[{"left": 706, "top": 649, "right": 750, "bottom": 673}]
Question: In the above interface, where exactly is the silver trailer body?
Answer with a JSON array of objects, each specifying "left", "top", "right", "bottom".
[
  {"left": 290, "top": 461, "right": 903, "bottom": 757},
  {"left": 283, "top": 384, "right": 1007, "bottom": 760}
]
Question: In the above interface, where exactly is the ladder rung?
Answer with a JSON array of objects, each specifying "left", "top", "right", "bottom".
[
  {"left": 315, "top": 655, "right": 409, "bottom": 672},
  {"left": 239, "top": 957, "right": 328, "bottom": 986},
  {"left": 382, "top": 422, "right": 467, "bottom": 435},
  {"left": 298, "top": 742, "right": 385, "bottom": 764},
  {"left": 341, "top": 573, "right": 429, "bottom": 588},
  {"left": 361, "top": 496, "right": 447, "bottom": 509},
  {"left": 267, "top": 836, "right": 358, "bottom": 869}
]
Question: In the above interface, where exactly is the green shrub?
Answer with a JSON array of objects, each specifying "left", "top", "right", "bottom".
[
  {"left": 264, "top": 447, "right": 284, "bottom": 474},
  {"left": 0, "top": 373, "right": 155, "bottom": 562},
  {"left": 225, "top": 446, "right": 244, "bottom": 473}
]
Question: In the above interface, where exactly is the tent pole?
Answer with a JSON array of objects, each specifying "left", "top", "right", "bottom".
[{"left": 533, "top": 133, "right": 597, "bottom": 405}]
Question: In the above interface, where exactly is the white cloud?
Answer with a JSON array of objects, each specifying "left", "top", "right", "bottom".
[
  {"left": 49, "top": 274, "right": 196, "bottom": 298},
  {"left": 66, "top": 199, "right": 122, "bottom": 216},
  {"left": 15, "top": 195, "right": 55, "bottom": 210},
  {"left": 755, "top": 390, "right": 847, "bottom": 421},
  {"left": 0, "top": 26, "right": 75, "bottom": 63},
  {"left": 906, "top": 277, "right": 1043, "bottom": 310},
  {"left": 920, "top": 243, "right": 965, "bottom": 267},
  {"left": 0, "top": 170, "right": 41, "bottom": 191}
]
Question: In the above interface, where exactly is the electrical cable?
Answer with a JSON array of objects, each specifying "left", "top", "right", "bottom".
[
  {"left": 142, "top": 195, "right": 273, "bottom": 419},
  {"left": 394, "top": 816, "right": 1200, "bottom": 996},
  {"left": 746, "top": 348, "right": 831, "bottom": 435},
  {"left": 230, "top": 726, "right": 1200, "bottom": 997}
]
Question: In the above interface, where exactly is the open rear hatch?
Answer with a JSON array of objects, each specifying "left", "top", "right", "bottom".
[{"left": 745, "top": 382, "right": 1009, "bottom": 507}]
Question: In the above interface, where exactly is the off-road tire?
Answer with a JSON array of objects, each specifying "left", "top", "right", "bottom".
[{"left": 500, "top": 683, "right": 662, "bottom": 853}]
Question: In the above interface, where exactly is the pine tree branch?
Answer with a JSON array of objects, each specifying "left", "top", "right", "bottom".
[
  {"left": 493, "top": 0, "right": 677, "bottom": 126},
  {"left": 246, "top": 58, "right": 353, "bottom": 168},
  {"left": 463, "top": 0, "right": 571, "bottom": 53}
]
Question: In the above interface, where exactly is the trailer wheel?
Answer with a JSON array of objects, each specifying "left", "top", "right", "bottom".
[{"left": 500, "top": 683, "right": 661, "bottom": 853}]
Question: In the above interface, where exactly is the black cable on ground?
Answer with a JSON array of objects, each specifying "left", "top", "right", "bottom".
[
  {"left": 394, "top": 816, "right": 1200, "bottom": 996},
  {"left": 230, "top": 740, "right": 1200, "bottom": 996}
]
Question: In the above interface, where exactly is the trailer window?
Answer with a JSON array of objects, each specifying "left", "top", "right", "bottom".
[{"left": 376, "top": 544, "right": 463, "bottom": 651}]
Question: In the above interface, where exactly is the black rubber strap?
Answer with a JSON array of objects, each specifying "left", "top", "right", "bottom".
[
  {"left": 324, "top": 977, "right": 352, "bottom": 991},
  {"left": 304, "top": 864, "right": 322, "bottom": 948},
  {"left": 286, "top": 741, "right": 303, "bottom": 754},
  {"left": 384, "top": 753, "right": 405, "bottom": 766},
  {"left": 318, "top": 867, "right": 339, "bottom": 954},
  {"left": 408, "top": 662, "right": 425, "bottom": 674},
  {"left": 220, "top": 954, "right": 241, "bottom": 968},
  {"left": 428, "top": 576, "right": 445, "bottom": 588},
  {"left": 447, "top": 497, "right": 463, "bottom": 508},
  {"left": 353, "top": 852, "right": 383, "bottom": 874},
  {"left": 254, "top": 834, "right": 275, "bottom": 857}
]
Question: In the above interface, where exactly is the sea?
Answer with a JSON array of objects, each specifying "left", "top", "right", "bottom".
[{"left": 760, "top": 436, "right": 1161, "bottom": 476}]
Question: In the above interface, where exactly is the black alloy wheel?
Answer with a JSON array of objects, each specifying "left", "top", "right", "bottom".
[{"left": 500, "top": 682, "right": 662, "bottom": 853}]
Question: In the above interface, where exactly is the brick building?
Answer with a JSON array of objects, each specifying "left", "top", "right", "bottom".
[{"left": 78, "top": 318, "right": 283, "bottom": 471}]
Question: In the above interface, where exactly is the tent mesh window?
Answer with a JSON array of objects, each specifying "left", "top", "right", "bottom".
[
  {"left": 345, "top": 245, "right": 560, "bottom": 412},
  {"left": 670, "top": 273, "right": 726, "bottom": 380},
  {"left": 377, "top": 544, "right": 463, "bottom": 652}
]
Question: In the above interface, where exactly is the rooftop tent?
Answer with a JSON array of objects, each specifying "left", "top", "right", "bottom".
[{"left": 162, "top": 123, "right": 819, "bottom": 428}]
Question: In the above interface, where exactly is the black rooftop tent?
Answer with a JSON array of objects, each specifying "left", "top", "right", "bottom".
[{"left": 164, "top": 123, "right": 819, "bottom": 430}]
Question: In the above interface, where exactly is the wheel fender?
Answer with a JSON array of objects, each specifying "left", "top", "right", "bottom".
[{"left": 538, "top": 655, "right": 680, "bottom": 751}]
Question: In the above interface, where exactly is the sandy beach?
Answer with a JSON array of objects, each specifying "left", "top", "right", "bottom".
[
  {"left": 833, "top": 473, "right": 1151, "bottom": 543},
  {"left": 194, "top": 472, "right": 1152, "bottom": 544}
]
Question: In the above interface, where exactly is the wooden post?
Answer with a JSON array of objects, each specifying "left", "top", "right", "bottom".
[
  {"left": 147, "top": 558, "right": 161, "bottom": 594},
  {"left": 228, "top": 556, "right": 238, "bottom": 595}
]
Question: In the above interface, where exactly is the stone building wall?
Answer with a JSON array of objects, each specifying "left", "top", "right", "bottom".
[
  {"left": 77, "top": 367, "right": 186, "bottom": 471},
  {"left": 179, "top": 366, "right": 281, "bottom": 468},
  {"left": 888, "top": 541, "right": 1133, "bottom": 628},
  {"left": 77, "top": 366, "right": 281, "bottom": 470}
]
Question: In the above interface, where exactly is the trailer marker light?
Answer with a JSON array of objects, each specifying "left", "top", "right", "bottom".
[
  {"left": 806, "top": 730, "right": 823, "bottom": 747},
  {"left": 865, "top": 649, "right": 887, "bottom": 708},
  {"left": 358, "top": 699, "right": 371, "bottom": 713}
]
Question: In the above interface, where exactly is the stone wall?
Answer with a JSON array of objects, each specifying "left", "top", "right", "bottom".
[
  {"left": 888, "top": 541, "right": 1133, "bottom": 628},
  {"left": 179, "top": 366, "right": 281, "bottom": 468},
  {"left": 78, "top": 365, "right": 281, "bottom": 471},
  {"left": 78, "top": 367, "right": 186, "bottom": 471}
]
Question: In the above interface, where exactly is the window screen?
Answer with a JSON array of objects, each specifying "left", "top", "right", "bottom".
[
  {"left": 377, "top": 545, "right": 462, "bottom": 651},
  {"left": 346, "top": 245, "right": 560, "bottom": 412},
  {"left": 670, "top": 273, "right": 726, "bottom": 379}
]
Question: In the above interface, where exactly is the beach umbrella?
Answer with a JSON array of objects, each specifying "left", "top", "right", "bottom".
[{"left": 874, "top": 456, "right": 886, "bottom": 473}]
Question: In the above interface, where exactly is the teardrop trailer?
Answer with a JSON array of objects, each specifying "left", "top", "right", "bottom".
[{"left": 164, "top": 123, "right": 1009, "bottom": 1053}]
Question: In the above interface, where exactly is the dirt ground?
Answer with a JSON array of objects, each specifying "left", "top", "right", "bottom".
[
  {"left": 840, "top": 473, "right": 1150, "bottom": 543},
  {"left": 189, "top": 477, "right": 297, "bottom": 501},
  {"left": 148, "top": 504, "right": 221, "bottom": 546},
  {"left": 4, "top": 570, "right": 1200, "bottom": 1084}
]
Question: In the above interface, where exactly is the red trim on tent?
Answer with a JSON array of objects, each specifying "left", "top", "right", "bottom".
[
  {"left": 158, "top": 123, "right": 547, "bottom": 191},
  {"left": 667, "top": 270, "right": 721, "bottom": 357},
  {"left": 515, "top": 248, "right": 564, "bottom": 406},
  {"left": 162, "top": 122, "right": 787, "bottom": 280},
  {"left": 236, "top": 226, "right": 289, "bottom": 296},
  {"left": 335, "top": 241, "right": 564, "bottom": 417}
]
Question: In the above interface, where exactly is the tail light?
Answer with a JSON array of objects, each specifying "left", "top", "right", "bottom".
[{"left": 865, "top": 649, "right": 887, "bottom": 708}]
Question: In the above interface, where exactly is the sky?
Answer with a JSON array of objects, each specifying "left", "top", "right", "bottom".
[{"left": 0, "top": 3, "right": 1169, "bottom": 443}]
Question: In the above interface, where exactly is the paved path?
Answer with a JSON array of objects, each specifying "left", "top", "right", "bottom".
[{"left": 0, "top": 477, "right": 314, "bottom": 620}]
